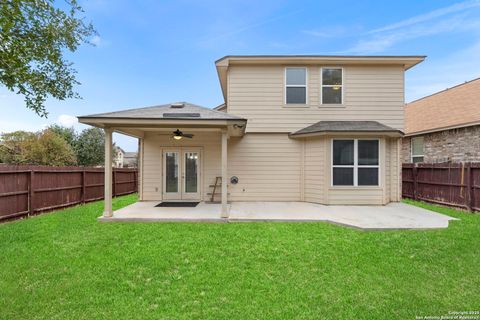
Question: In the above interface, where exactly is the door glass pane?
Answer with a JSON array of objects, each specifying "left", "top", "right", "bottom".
[
  {"left": 165, "top": 152, "right": 178, "bottom": 193},
  {"left": 184, "top": 152, "right": 198, "bottom": 193},
  {"left": 358, "top": 168, "right": 379, "bottom": 186},
  {"left": 333, "top": 168, "right": 354, "bottom": 186},
  {"left": 358, "top": 140, "right": 379, "bottom": 165},
  {"left": 333, "top": 140, "right": 354, "bottom": 165}
]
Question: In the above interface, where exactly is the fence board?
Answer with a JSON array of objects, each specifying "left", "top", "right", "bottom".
[
  {"left": 0, "top": 165, "right": 138, "bottom": 222},
  {"left": 402, "top": 163, "right": 480, "bottom": 212}
]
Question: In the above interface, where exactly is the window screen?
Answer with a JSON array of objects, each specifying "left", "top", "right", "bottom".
[
  {"left": 286, "top": 68, "right": 307, "bottom": 104},
  {"left": 322, "top": 68, "right": 342, "bottom": 104},
  {"left": 332, "top": 139, "right": 379, "bottom": 186}
]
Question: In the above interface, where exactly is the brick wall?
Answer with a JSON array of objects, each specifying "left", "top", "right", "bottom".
[{"left": 402, "top": 125, "right": 480, "bottom": 163}]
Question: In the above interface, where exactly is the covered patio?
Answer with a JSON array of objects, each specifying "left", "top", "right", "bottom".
[
  {"left": 78, "top": 102, "right": 248, "bottom": 220},
  {"left": 99, "top": 200, "right": 457, "bottom": 230}
]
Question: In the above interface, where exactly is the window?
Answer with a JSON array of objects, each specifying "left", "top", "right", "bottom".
[
  {"left": 411, "top": 136, "right": 424, "bottom": 163},
  {"left": 285, "top": 67, "right": 307, "bottom": 104},
  {"left": 332, "top": 139, "right": 379, "bottom": 186},
  {"left": 321, "top": 68, "right": 342, "bottom": 104}
]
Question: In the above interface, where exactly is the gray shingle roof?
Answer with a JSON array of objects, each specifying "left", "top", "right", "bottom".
[
  {"left": 290, "top": 121, "right": 403, "bottom": 136},
  {"left": 78, "top": 102, "right": 245, "bottom": 120}
]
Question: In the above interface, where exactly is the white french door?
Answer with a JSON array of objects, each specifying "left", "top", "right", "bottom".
[{"left": 162, "top": 148, "right": 201, "bottom": 200}]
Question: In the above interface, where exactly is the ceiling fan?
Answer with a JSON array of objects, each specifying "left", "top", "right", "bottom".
[{"left": 172, "top": 129, "right": 194, "bottom": 140}]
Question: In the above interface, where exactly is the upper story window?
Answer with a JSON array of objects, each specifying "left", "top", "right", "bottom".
[
  {"left": 321, "top": 67, "right": 343, "bottom": 105},
  {"left": 285, "top": 67, "right": 307, "bottom": 104},
  {"left": 332, "top": 139, "right": 379, "bottom": 186},
  {"left": 411, "top": 136, "right": 424, "bottom": 163}
]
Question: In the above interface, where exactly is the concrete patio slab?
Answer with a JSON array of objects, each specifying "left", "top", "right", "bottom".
[
  {"left": 99, "top": 201, "right": 458, "bottom": 230},
  {"left": 99, "top": 201, "right": 224, "bottom": 222},
  {"left": 229, "top": 202, "right": 458, "bottom": 230}
]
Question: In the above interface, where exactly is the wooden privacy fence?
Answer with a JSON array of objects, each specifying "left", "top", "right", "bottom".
[
  {"left": 402, "top": 163, "right": 480, "bottom": 212},
  {"left": 0, "top": 165, "right": 138, "bottom": 222}
]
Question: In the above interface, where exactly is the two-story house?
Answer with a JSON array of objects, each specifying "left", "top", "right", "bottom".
[{"left": 78, "top": 55, "right": 425, "bottom": 218}]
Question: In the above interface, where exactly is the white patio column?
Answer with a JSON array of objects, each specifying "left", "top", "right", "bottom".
[
  {"left": 104, "top": 128, "right": 113, "bottom": 217},
  {"left": 221, "top": 130, "right": 229, "bottom": 218}
]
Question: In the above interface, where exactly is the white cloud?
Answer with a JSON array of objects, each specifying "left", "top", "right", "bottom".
[
  {"left": 91, "top": 35, "right": 111, "bottom": 47},
  {"left": 369, "top": 0, "right": 480, "bottom": 34},
  {"left": 199, "top": 9, "right": 303, "bottom": 46},
  {"left": 91, "top": 35, "right": 103, "bottom": 46},
  {"left": 302, "top": 26, "right": 350, "bottom": 38},
  {"left": 56, "top": 114, "right": 78, "bottom": 127},
  {"left": 346, "top": 1, "right": 480, "bottom": 54}
]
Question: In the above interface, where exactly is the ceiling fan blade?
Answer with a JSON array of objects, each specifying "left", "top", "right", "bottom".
[{"left": 183, "top": 133, "right": 194, "bottom": 138}]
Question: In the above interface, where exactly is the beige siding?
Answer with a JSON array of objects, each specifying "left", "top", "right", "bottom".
[
  {"left": 141, "top": 131, "right": 402, "bottom": 205},
  {"left": 384, "top": 138, "right": 391, "bottom": 204},
  {"left": 227, "top": 65, "right": 405, "bottom": 132},
  {"left": 304, "top": 137, "right": 327, "bottom": 203},
  {"left": 390, "top": 138, "right": 402, "bottom": 202},
  {"left": 228, "top": 133, "right": 302, "bottom": 201},
  {"left": 142, "top": 132, "right": 302, "bottom": 202},
  {"left": 142, "top": 135, "right": 162, "bottom": 200},
  {"left": 327, "top": 188, "right": 385, "bottom": 205}
]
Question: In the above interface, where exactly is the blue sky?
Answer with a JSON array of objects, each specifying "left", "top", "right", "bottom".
[{"left": 1, "top": 0, "right": 480, "bottom": 151}]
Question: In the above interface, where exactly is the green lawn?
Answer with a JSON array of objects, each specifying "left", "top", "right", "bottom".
[{"left": 1, "top": 195, "right": 479, "bottom": 319}]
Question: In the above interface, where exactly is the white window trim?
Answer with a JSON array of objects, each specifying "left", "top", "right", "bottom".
[
  {"left": 320, "top": 67, "right": 344, "bottom": 106},
  {"left": 410, "top": 136, "right": 424, "bottom": 163},
  {"left": 331, "top": 138, "right": 380, "bottom": 187},
  {"left": 285, "top": 67, "right": 308, "bottom": 105}
]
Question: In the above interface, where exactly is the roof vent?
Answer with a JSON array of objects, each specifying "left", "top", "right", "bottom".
[
  {"left": 163, "top": 113, "right": 200, "bottom": 118},
  {"left": 170, "top": 103, "right": 185, "bottom": 108}
]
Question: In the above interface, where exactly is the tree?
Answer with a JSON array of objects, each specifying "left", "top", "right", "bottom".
[
  {"left": 75, "top": 127, "right": 104, "bottom": 166},
  {"left": 0, "top": 0, "right": 95, "bottom": 117},
  {"left": 0, "top": 130, "right": 35, "bottom": 163},
  {"left": 48, "top": 124, "right": 77, "bottom": 148},
  {"left": 23, "top": 129, "right": 77, "bottom": 165},
  {"left": 0, "top": 129, "right": 77, "bottom": 165}
]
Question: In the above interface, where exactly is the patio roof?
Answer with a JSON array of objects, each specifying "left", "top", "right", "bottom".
[
  {"left": 289, "top": 121, "right": 403, "bottom": 138},
  {"left": 78, "top": 102, "right": 245, "bottom": 121},
  {"left": 77, "top": 102, "right": 247, "bottom": 138}
]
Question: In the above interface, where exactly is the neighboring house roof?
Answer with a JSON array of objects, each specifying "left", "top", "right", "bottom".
[
  {"left": 123, "top": 152, "right": 137, "bottom": 167},
  {"left": 290, "top": 121, "right": 403, "bottom": 137},
  {"left": 78, "top": 102, "right": 244, "bottom": 120},
  {"left": 214, "top": 103, "right": 226, "bottom": 111},
  {"left": 124, "top": 152, "right": 137, "bottom": 158},
  {"left": 215, "top": 55, "right": 426, "bottom": 101},
  {"left": 114, "top": 146, "right": 125, "bottom": 154},
  {"left": 405, "top": 78, "right": 480, "bottom": 136}
]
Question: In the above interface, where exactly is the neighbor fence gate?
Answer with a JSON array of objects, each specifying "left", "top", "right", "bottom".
[
  {"left": 0, "top": 165, "right": 138, "bottom": 222},
  {"left": 402, "top": 163, "right": 480, "bottom": 212}
]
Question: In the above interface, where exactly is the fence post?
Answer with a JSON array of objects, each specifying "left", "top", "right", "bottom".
[
  {"left": 81, "top": 169, "right": 86, "bottom": 204},
  {"left": 412, "top": 164, "right": 418, "bottom": 200},
  {"left": 133, "top": 170, "right": 137, "bottom": 193},
  {"left": 112, "top": 168, "right": 116, "bottom": 198},
  {"left": 466, "top": 163, "right": 472, "bottom": 212},
  {"left": 29, "top": 170, "right": 35, "bottom": 217}
]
